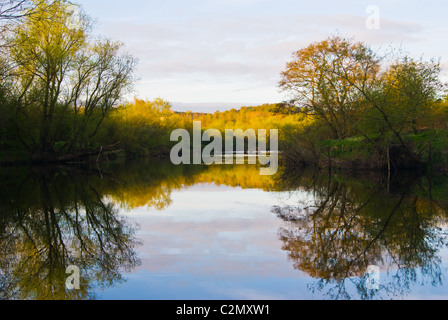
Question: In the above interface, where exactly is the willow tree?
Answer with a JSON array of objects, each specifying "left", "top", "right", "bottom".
[{"left": 8, "top": 0, "right": 136, "bottom": 161}]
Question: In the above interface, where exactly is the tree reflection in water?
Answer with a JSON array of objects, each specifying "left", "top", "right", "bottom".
[
  {"left": 0, "top": 166, "right": 141, "bottom": 300},
  {"left": 0, "top": 159, "right": 271, "bottom": 300},
  {"left": 1, "top": 159, "right": 447, "bottom": 300},
  {"left": 272, "top": 167, "right": 448, "bottom": 300}
]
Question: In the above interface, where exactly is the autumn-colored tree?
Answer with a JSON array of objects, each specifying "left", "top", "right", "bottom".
[
  {"left": 279, "top": 36, "right": 447, "bottom": 169},
  {"left": 279, "top": 36, "right": 380, "bottom": 141}
]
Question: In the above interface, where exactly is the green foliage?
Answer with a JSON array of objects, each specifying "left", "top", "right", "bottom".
[
  {"left": 1, "top": 0, "right": 136, "bottom": 159},
  {"left": 279, "top": 36, "right": 447, "bottom": 169},
  {"left": 97, "top": 98, "right": 193, "bottom": 157},
  {"left": 0, "top": 2, "right": 446, "bottom": 171},
  {"left": 194, "top": 103, "right": 310, "bottom": 141},
  {"left": 327, "top": 136, "right": 372, "bottom": 159}
]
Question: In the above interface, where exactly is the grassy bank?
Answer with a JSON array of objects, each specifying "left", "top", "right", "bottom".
[{"left": 304, "top": 128, "right": 448, "bottom": 173}]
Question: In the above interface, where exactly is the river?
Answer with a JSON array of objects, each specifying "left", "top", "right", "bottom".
[{"left": 0, "top": 158, "right": 447, "bottom": 300}]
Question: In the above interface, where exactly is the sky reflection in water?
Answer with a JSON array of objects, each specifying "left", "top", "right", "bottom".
[
  {"left": 100, "top": 161, "right": 448, "bottom": 300},
  {"left": 1, "top": 159, "right": 447, "bottom": 300}
]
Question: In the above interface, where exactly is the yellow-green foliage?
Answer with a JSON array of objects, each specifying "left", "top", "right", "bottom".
[
  {"left": 195, "top": 103, "right": 314, "bottom": 146},
  {"left": 100, "top": 98, "right": 192, "bottom": 157},
  {"left": 96, "top": 101, "right": 315, "bottom": 157}
]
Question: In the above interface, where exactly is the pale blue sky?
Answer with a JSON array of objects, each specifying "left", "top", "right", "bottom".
[{"left": 75, "top": 0, "right": 448, "bottom": 111}]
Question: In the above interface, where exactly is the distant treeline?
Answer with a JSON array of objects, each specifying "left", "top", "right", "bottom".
[{"left": 95, "top": 100, "right": 307, "bottom": 158}]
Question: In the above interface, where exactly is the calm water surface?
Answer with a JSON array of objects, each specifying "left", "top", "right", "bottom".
[{"left": 1, "top": 159, "right": 447, "bottom": 300}]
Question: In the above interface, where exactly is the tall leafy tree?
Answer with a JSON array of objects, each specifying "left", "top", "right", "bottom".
[
  {"left": 8, "top": 0, "right": 136, "bottom": 159},
  {"left": 379, "top": 57, "right": 444, "bottom": 134},
  {"left": 279, "top": 36, "right": 446, "bottom": 168},
  {"left": 279, "top": 36, "right": 380, "bottom": 141}
]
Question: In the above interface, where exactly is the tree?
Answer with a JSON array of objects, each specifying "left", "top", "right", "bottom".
[
  {"left": 279, "top": 36, "right": 446, "bottom": 168},
  {"left": 273, "top": 168, "right": 448, "bottom": 299},
  {"left": 279, "top": 36, "right": 380, "bottom": 141},
  {"left": 0, "top": 0, "right": 30, "bottom": 21},
  {"left": 106, "top": 98, "right": 187, "bottom": 158},
  {"left": 0, "top": 1, "right": 26, "bottom": 79},
  {"left": 337, "top": 55, "right": 445, "bottom": 167},
  {"left": 379, "top": 57, "right": 444, "bottom": 134},
  {"left": 0, "top": 1, "right": 55, "bottom": 47},
  {"left": 0, "top": 166, "right": 141, "bottom": 299},
  {"left": 7, "top": 0, "right": 136, "bottom": 160},
  {"left": 0, "top": 1, "right": 58, "bottom": 80}
]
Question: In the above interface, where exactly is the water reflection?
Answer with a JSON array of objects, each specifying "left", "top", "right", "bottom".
[
  {"left": 104, "top": 159, "right": 276, "bottom": 210},
  {"left": 0, "top": 160, "right": 275, "bottom": 300},
  {"left": 0, "top": 159, "right": 447, "bottom": 300},
  {"left": 273, "top": 167, "right": 448, "bottom": 299},
  {"left": 0, "top": 165, "right": 141, "bottom": 300}
]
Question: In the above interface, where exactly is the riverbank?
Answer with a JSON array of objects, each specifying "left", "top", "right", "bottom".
[
  {"left": 284, "top": 128, "right": 448, "bottom": 174},
  {"left": 2, "top": 128, "right": 448, "bottom": 175}
]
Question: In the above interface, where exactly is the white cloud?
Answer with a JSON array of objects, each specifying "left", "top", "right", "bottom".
[{"left": 77, "top": 0, "right": 448, "bottom": 108}]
